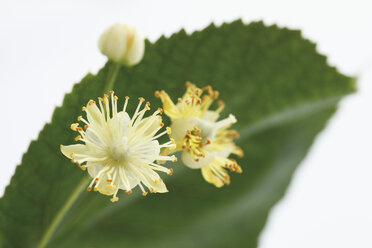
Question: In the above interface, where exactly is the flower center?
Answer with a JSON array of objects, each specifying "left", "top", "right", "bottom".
[
  {"left": 181, "top": 126, "right": 212, "bottom": 162},
  {"left": 110, "top": 137, "right": 130, "bottom": 162}
]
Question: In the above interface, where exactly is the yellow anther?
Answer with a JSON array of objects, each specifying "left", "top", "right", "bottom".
[
  {"left": 157, "top": 107, "right": 163, "bottom": 114},
  {"left": 202, "top": 85, "right": 212, "bottom": 93},
  {"left": 160, "top": 122, "right": 164, "bottom": 127},
  {"left": 98, "top": 97, "right": 103, "bottom": 102},
  {"left": 74, "top": 135, "right": 81, "bottom": 141},
  {"left": 201, "top": 95, "right": 209, "bottom": 101},
  {"left": 93, "top": 187, "right": 98, "bottom": 192},
  {"left": 125, "top": 96, "right": 130, "bottom": 100},
  {"left": 142, "top": 192, "right": 148, "bottom": 196},
  {"left": 154, "top": 180, "right": 159, "bottom": 184},
  {"left": 81, "top": 166, "right": 87, "bottom": 171},
  {"left": 114, "top": 96, "right": 118, "bottom": 100},
  {"left": 82, "top": 106, "right": 86, "bottom": 111},
  {"left": 77, "top": 116, "right": 82, "bottom": 121},
  {"left": 154, "top": 91, "right": 160, "bottom": 98},
  {"left": 110, "top": 197, "right": 119, "bottom": 202},
  {"left": 84, "top": 125, "right": 89, "bottom": 130},
  {"left": 125, "top": 190, "right": 132, "bottom": 195},
  {"left": 87, "top": 186, "right": 92, "bottom": 191},
  {"left": 145, "top": 104, "right": 150, "bottom": 110},
  {"left": 168, "top": 168, "right": 173, "bottom": 175},
  {"left": 70, "top": 123, "right": 79, "bottom": 131},
  {"left": 106, "top": 179, "right": 113, "bottom": 183},
  {"left": 109, "top": 90, "right": 114, "bottom": 95},
  {"left": 138, "top": 97, "right": 145, "bottom": 102},
  {"left": 166, "top": 127, "right": 171, "bottom": 134},
  {"left": 171, "top": 155, "right": 177, "bottom": 162}
]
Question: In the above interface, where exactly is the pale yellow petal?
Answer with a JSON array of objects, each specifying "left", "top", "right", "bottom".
[
  {"left": 156, "top": 90, "right": 181, "bottom": 119},
  {"left": 201, "top": 165, "right": 227, "bottom": 188},
  {"left": 60, "top": 144, "right": 88, "bottom": 159}
]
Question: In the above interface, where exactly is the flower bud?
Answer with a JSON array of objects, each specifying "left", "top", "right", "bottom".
[{"left": 98, "top": 23, "right": 145, "bottom": 66}]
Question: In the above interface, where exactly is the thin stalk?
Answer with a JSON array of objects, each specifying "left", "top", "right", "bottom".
[
  {"left": 104, "top": 62, "right": 121, "bottom": 93},
  {"left": 37, "top": 177, "right": 90, "bottom": 248},
  {"left": 38, "top": 62, "right": 122, "bottom": 248}
]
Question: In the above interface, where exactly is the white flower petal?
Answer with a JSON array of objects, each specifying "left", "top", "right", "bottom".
[
  {"left": 181, "top": 150, "right": 215, "bottom": 169},
  {"left": 118, "top": 170, "right": 140, "bottom": 190},
  {"left": 138, "top": 166, "right": 168, "bottom": 193},
  {"left": 170, "top": 117, "right": 199, "bottom": 143},
  {"left": 117, "top": 111, "right": 130, "bottom": 134},
  {"left": 87, "top": 164, "right": 103, "bottom": 178},
  {"left": 194, "top": 118, "right": 217, "bottom": 141},
  {"left": 202, "top": 110, "right": 220, "bottom": 122},
  {"left": 60, "top": 144, "right": 88, "bottom": 159},
  {"left": 181, "top": 144, "right": 234, "bottom": 169}
]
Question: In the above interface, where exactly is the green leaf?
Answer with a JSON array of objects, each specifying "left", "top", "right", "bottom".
[{"left": 0, "top": 20, "right": 355, "bottom": 248}]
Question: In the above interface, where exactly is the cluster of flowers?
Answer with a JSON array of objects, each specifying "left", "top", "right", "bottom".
[
  {"left": 60, "top": 23, "right": 243, "bottom": 202},
  {"left": 60, "top": 83, "right": 243, "bottom": 202}
]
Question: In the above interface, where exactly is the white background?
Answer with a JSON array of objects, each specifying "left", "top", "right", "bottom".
[{"left": 0, "top": 0, "right": 371, "bottom": 247}]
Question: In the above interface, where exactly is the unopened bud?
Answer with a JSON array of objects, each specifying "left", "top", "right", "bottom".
[{"left": 98, "top": 23, "right": 145, "bottom": 66}]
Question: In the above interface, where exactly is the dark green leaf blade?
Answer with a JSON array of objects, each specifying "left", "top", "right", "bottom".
[{"left": 0, "top": 20, "right": 354, "bottom": 248}]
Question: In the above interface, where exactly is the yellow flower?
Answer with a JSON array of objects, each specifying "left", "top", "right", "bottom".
[
  {"left": 155, "top": 83, "right": 243, "bottom": 188},
  {"left": 60, "top": 91, "right": 176, "bottom": 202}
]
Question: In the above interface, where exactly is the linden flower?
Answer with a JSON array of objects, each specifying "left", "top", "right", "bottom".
[
  {"left": 98, "top": 23, "right": 145, "bottom": 66},
  {"left": 60, "top": 91, "right": 176, "bottom": 202},
  {"left": 155, "top": 83, "right": 243, "bottom": 188}
]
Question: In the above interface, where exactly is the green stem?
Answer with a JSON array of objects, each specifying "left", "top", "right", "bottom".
[
  {"left": 37, "top": 177, "right": 90, "bottom": 248},
  {"left": 37, "top": 62, "right": 122, "bottom": 248},
  {"left": 103, "top": 62, "right": 121, "bottom": 94}
]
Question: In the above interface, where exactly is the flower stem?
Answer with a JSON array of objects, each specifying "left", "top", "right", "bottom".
[
  {"left": 103, "top": 62, "right": 121, "bottom": 93},
  {"left": 37, "top": 176, "right": 90, "bottom": 248},
  {"left": 37, "top": 62, "right": 121, "bottom": 248}
]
